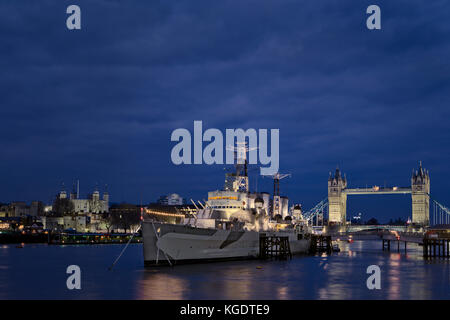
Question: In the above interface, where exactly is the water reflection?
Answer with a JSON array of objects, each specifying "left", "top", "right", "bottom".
[
  {"left": 137, "top": 261, "right": 296, "bottom": 299},
  {"left": 138, "top": 271, "right": 188, "bottom": 299},
  {"left": 134, "top": 240, "right": 450, "bottom": 300},
  {"left": 387, "top": 255, "right": 401, "bottom": 299},
  {"left": 0, "top": 242, "right": 448, "bottom": 299}
]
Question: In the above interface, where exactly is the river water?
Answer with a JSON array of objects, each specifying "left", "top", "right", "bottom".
[{"left": 0, "top": 240, "right": 448, "bottom": 299}]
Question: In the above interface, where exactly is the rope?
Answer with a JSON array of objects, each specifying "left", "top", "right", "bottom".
[
  {"left": 151, "top": 222, "right": 173, "bottom": 266},
  {"left": 108, "top": 225, "right": 141, "bottom": 271}
]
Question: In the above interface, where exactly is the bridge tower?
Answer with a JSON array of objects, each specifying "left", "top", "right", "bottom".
[
  {"left": 328, "top": 168, "right": 347, "bottom": 225},
  {"left": 411, "top": 161, "right": 430, "bottom": 226}
]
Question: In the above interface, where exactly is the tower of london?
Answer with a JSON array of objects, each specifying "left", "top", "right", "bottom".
[{"left": 59, "top": 184, "right": 109, "bottom": 214}]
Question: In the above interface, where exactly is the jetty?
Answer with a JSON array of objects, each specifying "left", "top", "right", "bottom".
[
  {"left": 259, "top": 235, "right": 292, "bottom": 260},
  {"left": 48, "top": 232, "right": 142, "bottom": 245}
]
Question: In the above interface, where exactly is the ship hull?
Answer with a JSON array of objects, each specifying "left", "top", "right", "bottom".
[{"left": 142, "top": 221, "right": 310, "bottom": 266}]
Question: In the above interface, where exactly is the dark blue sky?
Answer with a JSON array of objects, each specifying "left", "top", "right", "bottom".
[{"left": 1, "top": 1, "right": 450, "bottom": 222}]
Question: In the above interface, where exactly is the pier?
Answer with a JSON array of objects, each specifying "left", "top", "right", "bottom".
[
  {"left": 423, "top": 238, "right": 450, "bottom": 258},
  {"left": 334, "top": 230, "right": 450, "bottom": 259},
  {"left": 380, "top": 232, "right": 450, "bottom": 259},
  {"left": 309, "top": 235, "right": 332, "bottom": 254},
  {"left": 381, "top": 238, "right": 409, "bottom": 253},
  {"left": 381, "top": 232, "right": 422, "bottom": 253},
  {"left": 259, "top": 235, "right": 292, "bottom": 260}
]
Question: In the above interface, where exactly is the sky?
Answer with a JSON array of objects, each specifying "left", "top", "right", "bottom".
[{"left": 1, "top": 0, "right": 450, "bottom": 222}]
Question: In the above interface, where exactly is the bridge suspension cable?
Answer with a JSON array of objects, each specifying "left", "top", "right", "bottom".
[
  {"left": 431, "top": 199, "right": 450, "bottom": 226},
  {"left": 303, "top": 199, "right": 328, "bottom": 225},
  {"left": 302, "top": 197, "right": 450, "bottom": 227}
]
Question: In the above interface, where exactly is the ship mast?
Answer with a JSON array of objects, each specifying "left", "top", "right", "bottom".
[{"left": 225, "top": 142, "right": 255, "bottom": 192}]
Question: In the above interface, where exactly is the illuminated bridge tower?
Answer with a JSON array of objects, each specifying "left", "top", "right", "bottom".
[
  {"left": 328, "top": 168, "right": 347, "bottom": 225},
  {"left": 411, "top": 162, "right": 430, "bottom": 226}
]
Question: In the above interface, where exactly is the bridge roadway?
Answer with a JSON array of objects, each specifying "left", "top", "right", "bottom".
[
  {"left": 345, "top": 187, "right": 412, "bottom": 195},
  {"left": 345, "top": 225, "right": 408, "bottom": 232},
  {"left": 382, "top": 232, "right": 424, "bottom": 244},
  {"left": 321, "top": 224, "right": 411, "bottom": 233},
  {"left": 322, "top": 225, "right": 425, "bottom": 244},
  {"left": 325, "top": 232, "right": 424, "bottom": 243}
]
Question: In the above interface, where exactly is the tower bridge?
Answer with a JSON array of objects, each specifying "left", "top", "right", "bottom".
[
  {"left": 328, "top": 162, "right": 430, "bottom": 226},
  {"left": 302, "top": 162, "right": 447, "bottom": 227}
]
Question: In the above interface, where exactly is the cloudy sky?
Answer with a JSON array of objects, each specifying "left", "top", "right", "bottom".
[{"left": 1, "top": 0, "right": 450, "bottom": 222}]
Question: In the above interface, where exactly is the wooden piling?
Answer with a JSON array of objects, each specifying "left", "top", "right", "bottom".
[
  {"left": 434, "top": 240, "right": 436, "bottom": 257},
  {"left": 447, "top": 240, "right": 450, "bottom": 258},
  {"left": 423, "top": 238, "right": 427, "bottom": 258},
  {"left": 422, "top": 238, "right": 450, "bottom": 259},
  {"left": 309, "top": 235, "right": 332, "bottom": 255},
  {"left": 259, "top": 236, "right": 291, "bottom": 260}
]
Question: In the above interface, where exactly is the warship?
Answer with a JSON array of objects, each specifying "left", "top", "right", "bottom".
[{"left": 142, "top": 145, "right": 311, "bottom": 266}]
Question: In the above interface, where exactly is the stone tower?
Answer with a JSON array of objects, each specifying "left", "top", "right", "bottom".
[
  {"left": 70, "top": 182, "right": 77, "bottom": 200},
  {"left": 59, "top": 183, "right": 67, "bottom": 199},
  {"left": 328, "top": 168, "right": 347, "bottom": 225},
  {"left": 103, "top": 185, "right": 109, "bottom": 213},
  {"left": 92, "top": 190, "right": 100, "bottom": 202},
  {"left": 103, "top": 192, "right": 109, "bottom": 204},
  {"left": 411, "top": 162, "right": 430, "bottom": 226}
]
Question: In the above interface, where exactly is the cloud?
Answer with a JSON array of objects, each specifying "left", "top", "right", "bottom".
[{"left": 0, "top": 0, "right": 449, "bottom": 221}]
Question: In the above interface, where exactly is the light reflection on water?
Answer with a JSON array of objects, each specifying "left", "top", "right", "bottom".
[{"left": 0, "top": 241, "right": 448, "bottom": 299}]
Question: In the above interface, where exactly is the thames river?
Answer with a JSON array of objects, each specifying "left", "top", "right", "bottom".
[{"left": 0, "top": 241, "right": 449, "bottom": 299}]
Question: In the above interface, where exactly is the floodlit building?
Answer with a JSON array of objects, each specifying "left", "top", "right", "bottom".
[
  {"left": 30, "top": 201, "right": 44, "bottom": 216},
  {"left": 41, "top": 216, "right": 64, "bottom": 231},
  {"left": 0, "top": 205, "right": 7, "bottom": 218},
  {"left": 9, "top": 202, "right": 30, "bottom": 217},
  {"left": 59, "top": 184, "right": 109, "bottom": 214},
  {"left": 411, "top": 162, "right": 430, "bottom": 226},
  {"left": 63, "top": 215, "right": 88, "bottom": 232},
  {"left": 0, "top": 201, "right": 45, "bottom": 217}
]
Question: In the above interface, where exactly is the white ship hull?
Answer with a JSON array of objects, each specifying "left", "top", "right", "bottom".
[{"left": 142, "top": 221, "right": 310, "bottom": 266}]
